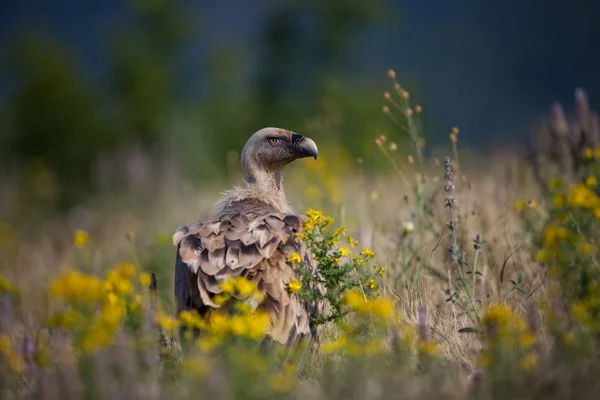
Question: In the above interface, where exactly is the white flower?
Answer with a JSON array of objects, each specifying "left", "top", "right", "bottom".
[{"left": 403, "top": 221, "right": 415, "bottom": 234}]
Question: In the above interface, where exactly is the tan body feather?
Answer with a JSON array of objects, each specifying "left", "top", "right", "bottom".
[{"left": 174, "top": 191, "right": 323, "bottom": 346}]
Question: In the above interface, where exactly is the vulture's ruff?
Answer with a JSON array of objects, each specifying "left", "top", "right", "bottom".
[{"left": 173, "top": 127, "right": 324, "bottom": 348}]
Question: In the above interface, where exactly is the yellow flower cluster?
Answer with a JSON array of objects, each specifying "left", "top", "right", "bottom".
[
  {"left": 302, "top": 208, "right": 334, "bottom": 232},
  {"left": 73, "top": 229, "right": 89, "bottom": 248},
  {"left": 287, "top": 280, "right": 302, "bottom": 293},
  {"left": 583, "top": 148, "right": 600, "bottom": 160},
  {"left": 479, "top": 304, "right": 538, "bottom": 372},
  {"left": 50, "top": 270, "right": 104, "bottom": 303},
  {"left": 344, "top": 290, "right": 394, "bottom": 321},
  {"left": 156, "top": 277, "right": 272, "bottom": 352},
  {"left": 569, "top": 184, "right": 600, "bottom": 209},
  {"left": 321, "top": 335, "right": 387, "bottom": 357},
  {"left": 0, "top": 334, "right": 24, "bottom": 373},
  {"left": 48, "top": 262, "right": 150, "bottom": 354}
]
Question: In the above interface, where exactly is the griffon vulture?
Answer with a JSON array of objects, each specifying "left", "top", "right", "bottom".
[{"left": 172, "top": 127, "right": 324, "bottom": 349}]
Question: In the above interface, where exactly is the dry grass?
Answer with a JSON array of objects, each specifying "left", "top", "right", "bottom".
[{"left": 1, "top": 85, "right": 600, "bottom": 399}]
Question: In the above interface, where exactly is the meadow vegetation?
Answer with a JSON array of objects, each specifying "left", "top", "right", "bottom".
[{"left": 2, "top": 72, "right": 600, "bottom": 399}]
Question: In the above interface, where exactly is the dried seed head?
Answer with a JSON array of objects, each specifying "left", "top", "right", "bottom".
[
  {"left": 449, "top": 133, "right": 458, "bottom": 144},
  {"left": 389, "top": 142, "right": 398, "bottom": 151},
  {"left": 405, "top": 108, "right": 413, "bottom": 117},
  {"left": 446, "top": 219, "right": 458, "bottom": 231},
  {"left": 383, "top": 92, "right": 391, "bottom": 100},
  {"left": 387, "top": 69, "right": 396, "bottom": 79},
  {"left": 414, "top": 104, "right": 422, "bottom": 113},
  {"left": 382, "top": 105, "right": 390, "bottom": 114},
  {"left": 407, "top": 155, "right": 415, "bottom": 165},
  {"left": 445, "top": 196, "right": 457, "bottom": 208},
  {"left": 401, "top": 90, "right": 410, "bottom": 99},
  {"left": 451, "top": 127, "right": 459, "bottom": 135}
]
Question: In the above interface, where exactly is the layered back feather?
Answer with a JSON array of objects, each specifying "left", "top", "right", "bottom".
[{"left": 173, "top": 194, "right": 324, "bottom": 346}]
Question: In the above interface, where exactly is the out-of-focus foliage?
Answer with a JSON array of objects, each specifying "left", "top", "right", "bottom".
[{"left": 0, "top": 0, "right": 392, "bottom": 212}]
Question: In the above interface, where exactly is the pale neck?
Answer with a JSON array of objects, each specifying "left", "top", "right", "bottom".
[{"left": 243, "top": 165, "right": 286, "bottom": 200}]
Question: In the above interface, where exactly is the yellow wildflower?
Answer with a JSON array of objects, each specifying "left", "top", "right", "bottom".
[
  {"left": 570, "top": 184, "right": 600, "bottom": 209},
  {"left": 246, "top": 311, "right": 270, "bottom": 340},
  {"left": 368, "top": 297, "right": 394, "bottom": 320},
  {"left": 375, "top": 265, "right": 386, "bottom": 277},
  {"left": 339, "top": 247, "right": 350, "bottom": 257},
  {"left": 542, "top": 225, "right": 569, "bottom": 247},
  {"left": 81, "top": 328, "right": 112, "bottom": 354},
  {"left": 535, "top": 249, "right": 549, "bottom": 262},
  {"left": 139, "top": 272, "right": 152, "bottom": 287},
  {"left": 230, "top": 315, "right": 248, "bottom": 336},
  {"left": 586, "top": 176, "right": 598, "bottom": 187},
  {"left": 213, "top": 294, "right": 228, "bottom": 306},
  {"left": 322, "top": 336, "right": 348, "bottom": 354},
  {"left": 115, "top": 262, "right": 136, "bottom": 277},
  {"left": 513, "top": 201, "right": 525, "bottom": 212},
  {"left": 100, "top": 303, "right": 125, "bottom": 326},
  {"left": 520, "top": 332, "right": 536, "bottom": 349},
  {"left": 347, "top": 236, "right": 359, "bottom": 248},
  {"left": 366, "top": 279, "right": 378, "bottom": 290},
  {"left": 0, "top": 334, "right": 24, "bottom": 372},
  {"left": 520, "top": 353, "right": 537, "bottom": 371},
  {"left": 50, "top": 270, "right": 104, "bottom": 304},
  {"left": 287, "top": 252, "right": 302, "bottom": 263},
  {"left": 527, "top": 200, "right": 538, "bottom": 209},
  {"left": 579, "top": 242, "right": 596, "bottom": 255},
  {"left": 73, "top": 229, "right": 89, "bottom": 248},
  {"left": 234, "top": 277, "right": 256, "bottom": 297},
  {"left": 344, "top": 290, "right": 366, "bottom": 311},
  {"left": 129, "top": 294, "right": 143, "bottom": 312},
  {"left": 552, "top": 193, "right": 567, "bottom": 208},
  {"left": 333, "top": 227, "right": 346, "bottom": 237},
  {"left": 208, "top": 312, "right": 230, "bottom": 337},
  {"left": 594, "top": 208, "right": 600, "bottom": 220},
  {"left": 353, "top": 256, "right": 366, "bottom": 267},
  {"left": 484, "top": 304, "right": 513, "bottom": 327},
  {"left": 418, "top": 340, "right": 438, "bottom": 356},
  {"left": 287, "top": 280, "right": 302, "bottom": 293},
  {"left": 583, "top": 148, "right": 593, "bottom": 159},
  {"left": 360, "top": 248, "right": 375, "bottom": 258},
  {"left": 219, "top": 279, "right": 235, "bottom": 294},
  {"left": 156, "top": 313, "right": 181, "bottom": 331}
]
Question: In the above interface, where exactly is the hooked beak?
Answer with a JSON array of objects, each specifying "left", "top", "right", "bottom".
[{"left": 292, "top": 133, "right": 318, "bottom": 160}]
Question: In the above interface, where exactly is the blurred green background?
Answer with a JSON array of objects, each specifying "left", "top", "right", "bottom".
[{"left": 0, "top": 0, "right": 599, "bottom": 212}]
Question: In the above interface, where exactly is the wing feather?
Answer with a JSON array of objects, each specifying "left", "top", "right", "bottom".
[{"left": 173, "top": 201, "right": 324, "bottom": 346}]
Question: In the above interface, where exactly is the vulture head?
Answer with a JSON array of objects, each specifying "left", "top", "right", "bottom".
[
  {"left": 241, "top": 127, "right": 318, "bottom": 182},
  {"left": 241, "top": 127, "right": 318, "bottom": 186},
  {"left": 217, "top": 127, "right": 318, "bottom": 214}
]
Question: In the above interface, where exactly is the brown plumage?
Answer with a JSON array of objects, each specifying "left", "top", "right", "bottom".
[{"left": 173, "top": 127, "right": 324, "bottom": 348}]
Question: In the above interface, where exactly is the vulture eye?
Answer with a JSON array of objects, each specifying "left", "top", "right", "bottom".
[{"left": 268, "top": 138, "right": 279, "bottom": 145}]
